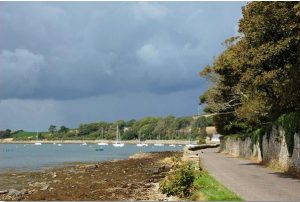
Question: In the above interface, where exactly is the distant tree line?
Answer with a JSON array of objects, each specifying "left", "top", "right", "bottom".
[
  {"left": 0, "top": 115, "right": 216, "bottom": 142},
  {"left": 0, "top": 115, "right": 213, "bottom": 140},
  {"left": 40, "top": 115, "right": 213, "bottom": 141},
  {"left": 0, "top": 129, "right": 13, "bottom": 139},
  {"left": 0, "top": 129, "right": 25, "bottom": 139}
]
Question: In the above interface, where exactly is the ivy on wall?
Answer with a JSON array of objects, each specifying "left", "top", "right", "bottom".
[
  {"left": 275, "top": 112, "right": 300, "bottom": 156},
  {"left": 225, "top": 112, "right": 300, "bottom": 157}
]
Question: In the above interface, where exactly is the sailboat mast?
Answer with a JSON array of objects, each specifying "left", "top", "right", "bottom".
[
  {"left": 116, "top": 124, "right": 119, "bottom": 141},
  {"left": 139, "top": 131, "right": 141, "bottom": 143},
  {"left": 189, "top": 128, "right": 192, "bottom": 144}
]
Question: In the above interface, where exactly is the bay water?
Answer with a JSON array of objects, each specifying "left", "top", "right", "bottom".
[{"left": 0, "top": 143, "right": 182, "bottom": 172}]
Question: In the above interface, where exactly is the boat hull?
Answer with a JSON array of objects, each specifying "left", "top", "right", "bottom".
[
  {"left": 113, "top": 143, "right": 125, "bottom": 147},
  {"left": 98, "top": 143, "right": 109, "bottom": 146},
  {"left": 136, "top": 143, "right": 148, "bottom": 147},
  {"left": 185, "top": 144, "right": 197, "bottom": 148}
]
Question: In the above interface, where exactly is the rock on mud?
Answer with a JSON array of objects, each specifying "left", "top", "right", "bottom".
[
  {"left": 40, "top": 185, "right": 49, "bottom": 191},
  {"left": 0, "top": 190, "right": 8, "bottom": 194},
  {"left": 7, "top": 188, "right": 27, "bottom": 197}
]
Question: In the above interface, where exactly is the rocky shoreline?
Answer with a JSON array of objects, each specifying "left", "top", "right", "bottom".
[{"left": 0, "top": 151, "right": 180, "bottom": 201}]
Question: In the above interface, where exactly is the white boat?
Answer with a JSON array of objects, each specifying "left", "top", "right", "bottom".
[
  {"left": 185, "top": 130, "right": 197, "bottom": 148},
  {"left": 169, "top": 132, "right": 176, "bottom": 147},
  {"left": 154, "top": 134, "right": 164, "bottom": 146},
  {"left": 81, "top": 142, "right": 87, "bottom": 146},
  {"left": 185, "top": 143, "right": 198, "bottom": 148},
  {"left": 113, "top": 142, "right": 125, "bottom": 147},
  {"left": 185, "top": 139, "right": 198, "bottom": 148},
  {"left": 113, "top": 124, "right": 125, "bottom": 147},
  {"left": 98, "top": 128, "right": 109, "bottom": 146},
  {"left": 136, "top": 133, "right": 148, "bottom": 147},
  {"left": 137, "top": 143, "right": 148, "bottom": 147},
  {"left": 57, "top": 143, "right": 62, "bottom": 146},
  {"left": 98, "top": 142, "right": 109, "bottom": 146},
  {"left": 34, "top": 132, "right": 42, "bottom": 145}
]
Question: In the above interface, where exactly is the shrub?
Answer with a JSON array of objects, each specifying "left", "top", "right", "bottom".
[
  {"left": 159, "top": 159, "right": 195, "bottom": 198},
  {"left": 197, "top": 137, "right": 206, "bottom": 145},
  {"left": 275, "top": 112, "right": 300, "bottom": 156}
]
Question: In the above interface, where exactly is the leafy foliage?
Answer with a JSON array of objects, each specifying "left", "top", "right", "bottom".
[
  {"left": 48, "top": 125, "right": 57, "bottom": 134},
  {"left": 159, "top": 158, "right": 241, "bottom": 200},
  {"left": 58, "top": 125, "right": 69, "bottom": 133},
  {"left": 159, "top": 158, "right": 195, "bottom": 198},
  {"left": 275, "top": 112, "right": 300, "bottom": 156},
  {"left": 200, "top": 2, "right": 300, "bottom": 135},
  {"left": 0, "top": 129, "right": 13, "bottom": 139},
  {"left": 3, "top": 115, "right": 214, "bottom": 140}
]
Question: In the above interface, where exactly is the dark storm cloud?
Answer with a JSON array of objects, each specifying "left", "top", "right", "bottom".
[{"left": 0, "top": 2, "right": 245, "bottom": 100}]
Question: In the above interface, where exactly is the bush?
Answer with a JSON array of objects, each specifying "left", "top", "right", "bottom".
[
  {"left": 159, "top": 158, "right": 195, "bottom": 198},
  {"left": 197, "top": 137, "right": 206, "bottom": 145}
]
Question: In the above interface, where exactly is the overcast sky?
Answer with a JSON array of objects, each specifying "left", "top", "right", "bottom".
[{"left": 0, "top": 2, "right": 245, "bottom": 131}]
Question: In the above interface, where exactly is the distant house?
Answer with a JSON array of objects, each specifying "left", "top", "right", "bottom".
[
  {"left": 123, "top": 127, "right": 130, "bottom": 132},
  {"left": 211, "top": 134, "right": 222, "bottom": 143},
  {"left": 205, "top": 126, "right": 217, "bottom": 136}
]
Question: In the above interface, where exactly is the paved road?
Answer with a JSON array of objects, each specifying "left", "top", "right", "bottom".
[{"left": 198, "top": 148, "right": 300, "bottom": 201}]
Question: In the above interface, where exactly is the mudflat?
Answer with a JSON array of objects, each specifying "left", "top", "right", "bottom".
[{"left": 0, "top": 151, "right": 180, "bottom": 201}]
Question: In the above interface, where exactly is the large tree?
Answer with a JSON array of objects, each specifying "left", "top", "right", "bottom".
[
  {"left": 48, "top": 125, "right": 57, "bottom": 134},
  {"left": 200, "top": 2, "right": 300, "bottom": 134}
]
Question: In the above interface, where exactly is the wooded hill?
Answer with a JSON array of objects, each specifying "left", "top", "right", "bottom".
[{"left": 5, "top": 115, "right": 213, "bottom": 141}]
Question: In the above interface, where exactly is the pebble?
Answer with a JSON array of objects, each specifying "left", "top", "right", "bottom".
[
  {"left": 29, "top": 181, "right": 48, "bottom": 188},
  {"left": 40, "top": 185, "right": 49, "bottom": 191},
  {"left": 152, "top": 168, "right": 160, "bottom": 174},
  {"left": 0, "top": 190, "right": 8, "bottom": 194},
  {"left": 51, "top": 172, "right": 57, "bottom": 178},
  {"left": 144, "top": 183, "right": 153, "bottom": 188},
  {"left": 7, "top": 189, "right": 25, "bottom": 197}
]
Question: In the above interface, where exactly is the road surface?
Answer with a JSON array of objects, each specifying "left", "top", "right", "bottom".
[{"left": 198, "top": 148, "right": 300, "bottom": 201}]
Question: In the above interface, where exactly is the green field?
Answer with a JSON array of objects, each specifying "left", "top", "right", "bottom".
[{"left": 12, "top": 131, "right": 48, "bottom": 139}]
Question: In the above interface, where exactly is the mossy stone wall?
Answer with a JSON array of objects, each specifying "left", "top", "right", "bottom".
[{"left": 220, "top": 126, "right": 300, "bottom": 174}]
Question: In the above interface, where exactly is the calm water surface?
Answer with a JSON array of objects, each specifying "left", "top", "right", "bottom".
[{"left": 0, "top": 143, "right": 182, "bottom": 172}]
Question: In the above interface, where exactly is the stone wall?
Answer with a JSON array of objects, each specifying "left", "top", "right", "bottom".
[
  {"left": 220, "top": 126, "right": 300, "bottom": 174},
  {"left": 220, "top": 136, "right": 253, "bottom": 158}
]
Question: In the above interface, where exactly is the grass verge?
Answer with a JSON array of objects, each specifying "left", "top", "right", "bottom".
[
  {"left": 191, "top": 171, "right": 242, "bottom": 201},
  {"left": 159, "top": 157, "right": 242, "bottom": 201}
]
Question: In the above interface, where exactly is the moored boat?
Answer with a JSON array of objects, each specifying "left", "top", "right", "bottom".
[
  {"left": 98, "top": 128, "right": 109, "bottom": 146},
  {"left": 113, "top": 124, "right": 124, "bottom": 147},
  {"left": 98, "top": 142, "right": 109, "bottom": 146},
  {"left": 34, "top": 132, "right": 42, "bottom": 145}
]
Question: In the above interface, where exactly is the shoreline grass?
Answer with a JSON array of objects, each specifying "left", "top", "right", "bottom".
[
  {"left": 191, "top": 171, "right": 242, "bottom": 201},
  {"left": 159, "top": 156, "right": 242, "bottom": 201}
]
